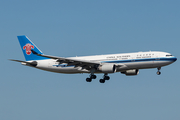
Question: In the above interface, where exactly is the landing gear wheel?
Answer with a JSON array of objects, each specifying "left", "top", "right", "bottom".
[
  {"left": 86, "top": 78, "right": 92, "bottom": 82},
  {"left": 99, "top": 79, "right": 105, "bottom": 83},
  {"left": 104, "top": 76, "right": 110, "bottom": 80},
  {"left": 91, "top": 75, "right": 97, "bottom": 79},
  {"left": 157, "top": 71, "right": 161, "bottom": 75}
]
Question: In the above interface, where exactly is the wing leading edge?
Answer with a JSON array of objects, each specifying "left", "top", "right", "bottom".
[{"left": 31, "top": 50, "right": 100, "bottom": 69}]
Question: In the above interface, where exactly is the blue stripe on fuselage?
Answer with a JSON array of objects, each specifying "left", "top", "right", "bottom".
[
  {"left": 101, "top": 57, "right": 177, "bottom": 63},
  {"left": 52, "top": 57, "right": 177, "bottom": 68}
]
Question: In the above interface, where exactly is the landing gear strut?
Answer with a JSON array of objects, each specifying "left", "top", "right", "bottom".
[
  {"left": 99, "top": 73, "right": 110, "bottom": 83},
  {"left": 157, "top": 67, "right": 161, "bottom": 75}
]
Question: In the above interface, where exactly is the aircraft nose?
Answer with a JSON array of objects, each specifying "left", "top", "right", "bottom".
[
  {"left": 172, "top": 57, "right": 177, "bottom": 62},
  {"left": 174, "top": 57, "right": 177, "bottom": 61}
]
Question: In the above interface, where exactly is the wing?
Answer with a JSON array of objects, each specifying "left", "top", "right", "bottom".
[{"left": 31, "top": 50, "right": 100, "bottom": 69}]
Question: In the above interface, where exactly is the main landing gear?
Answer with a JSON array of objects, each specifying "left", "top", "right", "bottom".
[
  {"left": 99, "top": 73, "right": 110, "bottom": 83},
  {"left": 86, "top": 73, "right": 110, "bottom": 83},
  {"left": 157, "top": 67, "right": 161, "bottom": 75},
  {"left": 86, "top": 74, "right": 97, "bottom": 82}
]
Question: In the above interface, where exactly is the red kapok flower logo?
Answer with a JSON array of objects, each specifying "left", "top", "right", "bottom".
[{"left": 23, "top": 43, "right": 34, "bottom": 55}]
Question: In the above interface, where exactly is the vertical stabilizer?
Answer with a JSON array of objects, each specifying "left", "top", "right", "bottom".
[{"left": 17, "top": 35, "right": 48, "bottom": 61}]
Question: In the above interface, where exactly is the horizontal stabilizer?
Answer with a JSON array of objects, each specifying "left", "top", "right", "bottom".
[{"left": 9, "top": 59, "right": 37, "bottom": 67}]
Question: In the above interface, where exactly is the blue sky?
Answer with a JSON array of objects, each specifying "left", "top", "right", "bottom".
[{"left": 1, "top": 0, "right": 180, "bottom": 120}]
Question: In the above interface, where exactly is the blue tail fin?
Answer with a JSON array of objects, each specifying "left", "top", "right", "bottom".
[{"left": 17, "top": 35, "right": 48, "bottom": 61}]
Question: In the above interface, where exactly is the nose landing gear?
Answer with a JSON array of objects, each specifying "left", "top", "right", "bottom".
[{"left": 157, "top": 67, "right": 161, "bottom": 75}]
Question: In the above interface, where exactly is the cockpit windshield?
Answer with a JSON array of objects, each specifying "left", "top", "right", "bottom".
[{"left": 166, "top": 54, "right": 173, "bottom": 57}]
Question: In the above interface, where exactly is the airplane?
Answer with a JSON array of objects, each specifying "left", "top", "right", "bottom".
[{"left": 10, "top": 35, "right": 177, "bottom": 83}]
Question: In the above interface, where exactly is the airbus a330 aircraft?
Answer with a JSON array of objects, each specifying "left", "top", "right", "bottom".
[{"left": 10, "top": 35, "right": 177, "bottom": 83}]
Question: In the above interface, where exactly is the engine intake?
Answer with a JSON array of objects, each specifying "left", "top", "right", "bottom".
[
  {"left": 98, "top": 64, "right": 116, "bottom": 73},
  {"left": 121, "top": 69, "right": 139, "bottom": 76}
]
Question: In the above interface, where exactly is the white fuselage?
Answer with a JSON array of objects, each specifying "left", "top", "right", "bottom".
[{"left": 24, "top": 51, "right": 177, "bottom": 74}]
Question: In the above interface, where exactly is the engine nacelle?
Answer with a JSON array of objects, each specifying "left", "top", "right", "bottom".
[
  {"left": 121, "top": 69, "right": 139, "bottom": 76},
  {"left": 98, "top": 64, "right": 116, "bottom": 73}
]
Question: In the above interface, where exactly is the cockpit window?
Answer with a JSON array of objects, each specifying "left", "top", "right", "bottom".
[{"left": 166, "top": 54, "right": 173, "bottom": 56}]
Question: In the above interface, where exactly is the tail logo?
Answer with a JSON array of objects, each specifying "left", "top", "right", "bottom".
[{"left": 23, "top": 43, "right": 34, "bottom": 55}]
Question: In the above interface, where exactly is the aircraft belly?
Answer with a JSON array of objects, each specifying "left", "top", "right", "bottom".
[
  {"left": 36, "top": 65, "right": 83, "bottom": 74},
  {"left": 124, "top": 61, "right": 154, "bottom": 69},
  {"left": 124, "top": 60, "right": 173, "bottom": 69},
  {"left": 152, "top": 61, "right": 173, "bottom": 67}
]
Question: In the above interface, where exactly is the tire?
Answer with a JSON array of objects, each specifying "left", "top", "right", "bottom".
[
  {"left": 91, "top": 75, "right": 97, "bottom": 79},
  {"left": 99, "top": 79, "right": 105, "bottom": 83},
  {"left": 86, "top": 78, "right": 92, "bottom": 82},
  {"left": 104, "top": 76, "right": 110, "bottom": 80},
  {"left": 157, "top": 71, "right": 161, "bottom": 75}
]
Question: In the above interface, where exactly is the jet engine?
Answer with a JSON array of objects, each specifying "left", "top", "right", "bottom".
[
  {"left": 121, "top": 69, "right": 139, "bottom": 76},
  {"left": 98, "top": 64, "right": 116, "bottom": 73}
]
